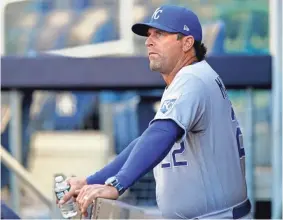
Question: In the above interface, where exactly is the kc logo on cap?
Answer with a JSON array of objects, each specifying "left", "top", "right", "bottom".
[{"left": 152, "top": 7, "right": 163, "bottom": 20}]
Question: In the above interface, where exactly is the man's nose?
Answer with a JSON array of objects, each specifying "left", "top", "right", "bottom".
[{"left": 145, "top": 36, "right": 154, "bottom": 47}]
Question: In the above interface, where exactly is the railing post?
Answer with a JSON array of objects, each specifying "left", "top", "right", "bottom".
[
  {"left": 269, "top": 0, "right": 283, "bottom": 218},
  {"left": 8, "top": 90, "right": 23, "bottom": 214}
]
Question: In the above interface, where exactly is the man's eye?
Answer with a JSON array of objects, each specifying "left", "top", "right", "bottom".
[{"left": 156, "top": 31, "right": 162, "bottom": 37}]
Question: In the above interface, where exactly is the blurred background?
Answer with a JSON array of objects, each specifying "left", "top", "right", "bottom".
[{"left": 1, "top": 0, "right": 282, "bottom": 219}]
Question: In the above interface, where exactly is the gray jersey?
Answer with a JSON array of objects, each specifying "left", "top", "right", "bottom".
[{"left": 150, "top": 60, "right": 248, "bottom": 219}]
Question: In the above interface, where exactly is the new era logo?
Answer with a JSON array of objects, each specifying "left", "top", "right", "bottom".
[{"left": 183, "top": 25, "right": 189, "bottom": 31}]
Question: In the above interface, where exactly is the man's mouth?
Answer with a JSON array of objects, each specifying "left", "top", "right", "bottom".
[{"left": 148, "top": 52, "right": 158, "bottom": 57}]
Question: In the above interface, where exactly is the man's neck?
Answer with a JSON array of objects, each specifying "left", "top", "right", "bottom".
[{"left": 162, "top": 55, "right": 198, "bottom": 86}]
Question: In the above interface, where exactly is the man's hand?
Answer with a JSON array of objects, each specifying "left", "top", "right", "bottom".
[
  {"left": 58, "top": 177, "right": 87, "bottom": 205},
  {"left": 75, "top": 184, "right": 119, "bottom": 217}
]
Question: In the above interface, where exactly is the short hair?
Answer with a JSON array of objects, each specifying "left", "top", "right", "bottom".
[{"left": 177, "top": 33, "right": 207, "bottom": 61}]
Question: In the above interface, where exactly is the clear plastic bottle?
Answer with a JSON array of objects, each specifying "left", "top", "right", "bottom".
[{"left": 54, "top": 175, "right": 78, "bottom": 218}]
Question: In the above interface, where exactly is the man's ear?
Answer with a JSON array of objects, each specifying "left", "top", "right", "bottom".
[{"left": 182, "top": 36, "right": 194, "bottom": 52}]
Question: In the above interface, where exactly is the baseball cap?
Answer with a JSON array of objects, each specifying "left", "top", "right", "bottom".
[{"left": 132, "top": 5, "right": 202, "bottom": 42}]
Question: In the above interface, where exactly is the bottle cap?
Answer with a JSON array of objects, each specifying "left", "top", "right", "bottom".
[{"left": 55, "top": 176, "right": 64, "bottom": 183}]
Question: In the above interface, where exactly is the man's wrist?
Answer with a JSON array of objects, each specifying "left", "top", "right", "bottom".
[
  {"left": 85, "top": 176, "right": 91, "bottom": 185},
  {"left": 83, "top": 177, "right": 88, "bottom": 185},
  {"left": 108, "top": 185, "right": 119, "bottom": 196}
]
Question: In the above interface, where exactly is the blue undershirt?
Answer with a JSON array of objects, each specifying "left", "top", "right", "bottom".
[
  {"left": 86, "top": 137, "right": 140, "bottom": 184},
  {"left": 86, "top": 119, "right": 184, "bottom": 191}
]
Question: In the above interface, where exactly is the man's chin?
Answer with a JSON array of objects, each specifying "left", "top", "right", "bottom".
[
  {"left": 150, "top": 67, "right": 157, "bottom": 72},
  {"left": 149, "top": 63, "right": 161, "bottom": 72}
]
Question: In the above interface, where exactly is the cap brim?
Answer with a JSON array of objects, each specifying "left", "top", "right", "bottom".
[{"left": 132, "top": 22, "right": 177, "bottom": 37}]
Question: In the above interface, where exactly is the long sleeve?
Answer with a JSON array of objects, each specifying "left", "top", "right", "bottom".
[{"left": 86, "top": 137, "right": 140, "bottom": 184}]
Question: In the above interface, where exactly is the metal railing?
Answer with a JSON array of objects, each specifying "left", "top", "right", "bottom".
[
  {"left": 75, "top": 198, "right": 162, "bottom": 219},
  {"left": 0, "top": 145, "right": 53, "bottom": 209}
]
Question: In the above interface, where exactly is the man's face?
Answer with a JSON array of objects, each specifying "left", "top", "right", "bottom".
[{"left": 145, "top": 28, "right": 183, "bottom": 74}]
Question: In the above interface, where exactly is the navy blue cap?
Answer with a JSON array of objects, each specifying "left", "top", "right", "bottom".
[{"left": 132, "top": 5, "right": 202, "bottom": 42}]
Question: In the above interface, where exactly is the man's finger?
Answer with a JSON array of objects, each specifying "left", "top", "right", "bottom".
[
  {"left": 59, "top": 188, "right": 76, "bottom": 204},
  {"left": 84, "top": 211, "right": 88, "bottom": 217},
  {"left": 81, "top": 195, "right": 94, "bottom": 215},
  {"left": 77, "top": 186, "right": 90, "bottom": 209},
  {"left": 76, "top": 186, "right": 87, "bottom": 203}
]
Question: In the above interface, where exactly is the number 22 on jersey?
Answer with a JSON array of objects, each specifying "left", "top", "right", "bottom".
[{"left": 161, "top": 142, "right": 188, "bottom": 168}]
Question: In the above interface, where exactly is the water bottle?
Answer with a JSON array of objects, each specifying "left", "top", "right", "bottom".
[{"left": 54, "top": 175, "right": 78, "bottom": 218}]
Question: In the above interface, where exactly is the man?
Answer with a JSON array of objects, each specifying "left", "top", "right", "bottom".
[{"left": 59, "top": 5, "right": 252, "bottom": 219}]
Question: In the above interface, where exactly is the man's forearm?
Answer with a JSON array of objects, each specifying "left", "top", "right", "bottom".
[
  {"left": 116, "top": 119, "right": 184, "bottom": 190},
  {"left": 86, "top": 137, "right": 140, "bottom": 184}
]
